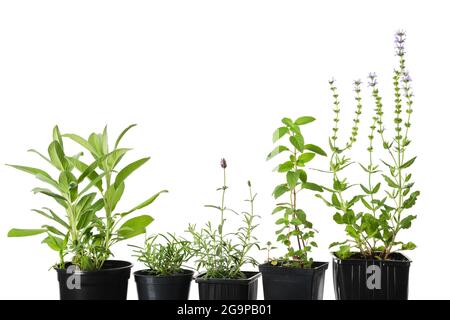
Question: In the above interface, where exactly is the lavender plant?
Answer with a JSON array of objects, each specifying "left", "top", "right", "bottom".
[
  {"left": 267, "top": 117, "right": 327, "bottom": 267},
  {"left": 319, "top": 31, "right": 419, "bottom": 260},
  {"left": 188, "top": 159, "right": 260, "bottom": 279}
]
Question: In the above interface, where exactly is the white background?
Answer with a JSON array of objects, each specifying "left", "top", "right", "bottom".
[{"left": 0, "top": 0, "right": 448, "bottom": 300}]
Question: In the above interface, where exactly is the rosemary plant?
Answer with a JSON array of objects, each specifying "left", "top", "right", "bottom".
[
  {"left": 319, "top": 31, "right": 419, "bottom": 260},
  {"left": 188, "top": 159, "right": 260, "bottom": 279},
  {"left": 131, "top": 234, "right": 193, "bottom": 276},
  {"left": 267, "top": 117, "right": 327, "bottom": 268}
]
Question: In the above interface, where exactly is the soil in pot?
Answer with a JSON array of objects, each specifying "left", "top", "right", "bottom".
[
  {"left": 134, "top": 269, "right": 194, "bottom": 300},
  {"left": 259, "top": 261, "right": 328, "bottom": 300},
  {"left": 56, "top": 260, "right": 132, "bottom": 300},
  {"left": 333, "top": 252, "right": 411, "bottom": 300},
  {"left": 195, "top": 271, "right": 261, "bottom": 300}
]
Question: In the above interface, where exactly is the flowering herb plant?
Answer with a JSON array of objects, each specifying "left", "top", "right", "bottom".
[
  {"left": 7, "top": 125, "right": 167, "bottom": 271},
  {"left": 319, "top": 31, "right": 419, "bottom": 260},
  {"left": 188, "top": 159, "right": 260, "bottom": 279},
  {"left": 267, "top": 117, "right": 327, "bottom": 268}
]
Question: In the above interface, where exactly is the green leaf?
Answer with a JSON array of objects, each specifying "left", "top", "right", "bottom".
[
  {"left": 303, "top": 144, "right": 327, "bottom": 156},
  {"left": 115, "top": 124, "right": 137, "bottom": 149},
  {"left": 67, "top": 157, "right": 103, "bottom": 191},
  {"left": 298, "top": 152, "right": 315, "bottom": 164},
  {"left": 286, "top": 171, "right": 299, "bottom": 189},
  {"left": 295, "top": 116, "right": 316, "bottom": 125},
  {"left": 276, "top": 161, "right": 294, "bottom": 173},
  {"left": 331, "top": 193, "right": 341, "bottom": 208},
  {"left": 281, "top": 118, "right": 300, "bottom": 135},
  {"left": 403, "top": 191, "right": 420, "bottom": 209},
  {"left": 78, "top": 172, "right": 107, "bottom": 197},
  {"left": 272, "top": 127, "right": 289, "bottom": 143},
  {"left": 32, "top": 188, "right": 67, "bottom": 204},
  {"left": 8, "top": 228, "right": 47, "bottom": 237},
  {"left": 400, "top": 215, "right": 417, "bottom": 229},
  {"left": 382, "top": 175, "right": 399, "bottom": 188},
  {"left": 273, "top": 184, "right": 289, "bottom": 199},
  {"left": 120, "top": 190, "right": 168, "bottom": 217},
  {"left": 401, "top": 241, "right": 417, "bottom": 250},
  {"left": 302, "top": 182, "right": 323, "bottom": 192},
  {"left": 401, "top": 156, "right": 417, "bottom": 169},
  {"left": 63, "top": 133, "right": 99, "bottom": 157},
  {"left": 298, "top": 169, "right": 307, "bottom": 183},
  {"left": 114, "top": 157, "right": 150, "bottom": 188},
  {"left": 333, "top": 213, "right": 343, "bottom": 224},
  {"left": 27, "top": 149, "right": 52, "bottom": 165},
  {"left": 289, "top": 135, "right": 304, "bottom": 152},
  {"left": 345, "top": 225, "right": 359, "bottom": 239},
  {"left": 117, "top": 215, "right": 154, "bottom": 239},
  {"left": 42, "top": 235, "right": 64, "bottom": 251},
  {"left": 275, "top": 218, "right": 287, "bottom": 225},
  {"left": 266, "top": 146, "right": 289, "bottom": 161},
  {"left": 6, "top": 165, "right": 60, "bottom": 190},
  {"left": 52, "top": 125, "right": 64, "bottom": 147},
  {"left": 360, "top": 184, "right": 371, "bottom": 194}
]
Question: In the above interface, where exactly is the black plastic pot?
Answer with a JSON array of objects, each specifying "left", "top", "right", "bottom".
[
  {"left": 56, "top": 260, "right": 132, "bottom": 300},
  {"left": 195, "top": 271, "right": 261, "bottom": 300},
  {"left": 259, "top": 261, "right": 328, "bottom": 300},
  {"left": 134, "top": 269, "right": 194, "bottom": 300},
  {"left": 333, "top": 252, "right": 411, "bottom": 300}
]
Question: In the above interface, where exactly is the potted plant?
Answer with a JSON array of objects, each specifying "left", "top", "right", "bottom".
[
  {"left": 7, "top": 125, "right": 167, "bottom": 300},
  {"left": 259, "top": 116, "right": 328, "bottom": 300},
  {"left": 131, "top": 233, "right": 194, "bottom": 300},
  {"left": 188, "top": 159, "right": 261, "bottom": 300},
  {"left": 319, "top": 31, "right": 419, "bottom": 300}
]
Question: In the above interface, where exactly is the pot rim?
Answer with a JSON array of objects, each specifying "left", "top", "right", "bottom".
[
  {"left": 195, "top": 271, "right": 261, "bottom": 284},
  {"left": 258, "top": 261, "right": 329, "bottom": 271},
  {"left": 55, "top": 260, "right": 133, "bottom": 274},
  {"left": 134, "top": 268, "right": 195, "bottom": 278},
  {"left": 331, "top": 252, "right": 412, "bottom": 264}
]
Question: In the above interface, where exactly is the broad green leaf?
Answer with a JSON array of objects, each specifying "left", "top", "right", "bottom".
[
  {"left": 345, "top": 225, "right": 359, "bottom": 239},
  {"left": 42, "top": 225, "right": 65, "bottom": 236},
  {"left": 331, "top": 193, "right": 340, "bottom": 208},
  {"left": 295, "top": 116, "right": 315, "bottom": 125},
  {"left": 114, "top": 157, "right": 150, "bottom": 188},
  {"left": 303, "top": 144, "right": 327, "bottom": 156},
  {"left": 302, "top": 182, "right": 323, "bottom": 192},
  {"left": 400, "top": 156, "right": 417, "bottom": 169},
  {"left": 401, "top": 241, "right": 417, "bottom": 250},
  {"left": 333, "top": 213, "right": 343, "bottom": 224},
  {"left": 298, "top": 152, "right": 315, "bottom": 164},
  {"left": 32, "top": 188, "right": 68, "bottom": 208},
  {"left": 48, "top": 141, "right": 67, "bottom": 170},
  {"left": 272, "top": 127, "right": 289, "bottom": 143},
  {"left": 119, "top": 190, "right": 168, "bottom": 217},
  {"left": 53, "top": 126, "right": 64, "bottom": 147},
  {"left": 63, "top": 133, "right": 99, "bottom": 157},
  {"left": 266, "top": 146, "right": 289, "bottom": 161},
  {"left": 34, "top": 208, "right": 69, "bottom": 229},
  {"left": 117, "top": 215, "right": 154, "bottom": 239},
  {"left": 115, "top": 124, "right": 137, "bottom": 149},
  {"left": 286, "top": 171, "right": 299, "bottom": 189},
  {"left": 6, "top": 165, "right": 60, "bottom": 190},
  {"left": 289, "top": 135, "right": 304, "bottom": 152},
  {"left": 403, "top": 191, "right": 420, "bottom": 209},
  {"left": 298, "top": 169, "right": 307, "bottom": 183},
  {"left": 8, "top": 228, "right": 46, "bottom": 237},
  {"left": 273, "top": 184, "right": 289, "bottom": 199},
  {"left": 276, "top": 161, "right": 294, "bottom": 173},
  {"left": 42, "top": 234, "right": 64, "bottom": 251},
  {"left": 382, "top": 175, "right": 399, "bottom": 188},
  {"left": 400, "top": 215, "right": 416, "bottom": 229},
  {"left": 78, "top": 172, "right": 106, "bottom": 197}
]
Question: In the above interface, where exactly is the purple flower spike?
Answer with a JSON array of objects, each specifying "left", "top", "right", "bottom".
[
  {"left": 402, "top": 71, "right": 412, "bottom": 83},
  {"left": 220, "top": 158, "right": 227, "bottom": 169},
  {"left": 328, "top": 77, "right": 336, "bottom": 85},
  {"left": 368, "top": 72, "right": 378, "bottom": 87},
  {"left": 395, "top": 30, "right": 406, "bottom": 56}
]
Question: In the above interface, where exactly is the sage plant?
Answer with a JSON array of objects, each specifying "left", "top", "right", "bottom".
[{"left": 268, "top": 117, "right": 327, "bottom": 267}]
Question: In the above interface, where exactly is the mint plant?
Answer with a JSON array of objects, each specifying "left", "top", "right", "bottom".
[
  {"left": 319, "top": 31, "right": 419, "bottom": 260},
  {"left": 131, "top": 233, "right": 193, "bottom": 276},
  {"left": 267, "top": 117, "right": 327, "bottom": 268},
  {"left": 63, "top": 125, "right": 167, "bottom": 270},
  {"left": 188, "top": 159, "right": 260, "bottom": 279},
  {"left": 7, "top": 126, "right": 104, "bottom": 268}
]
